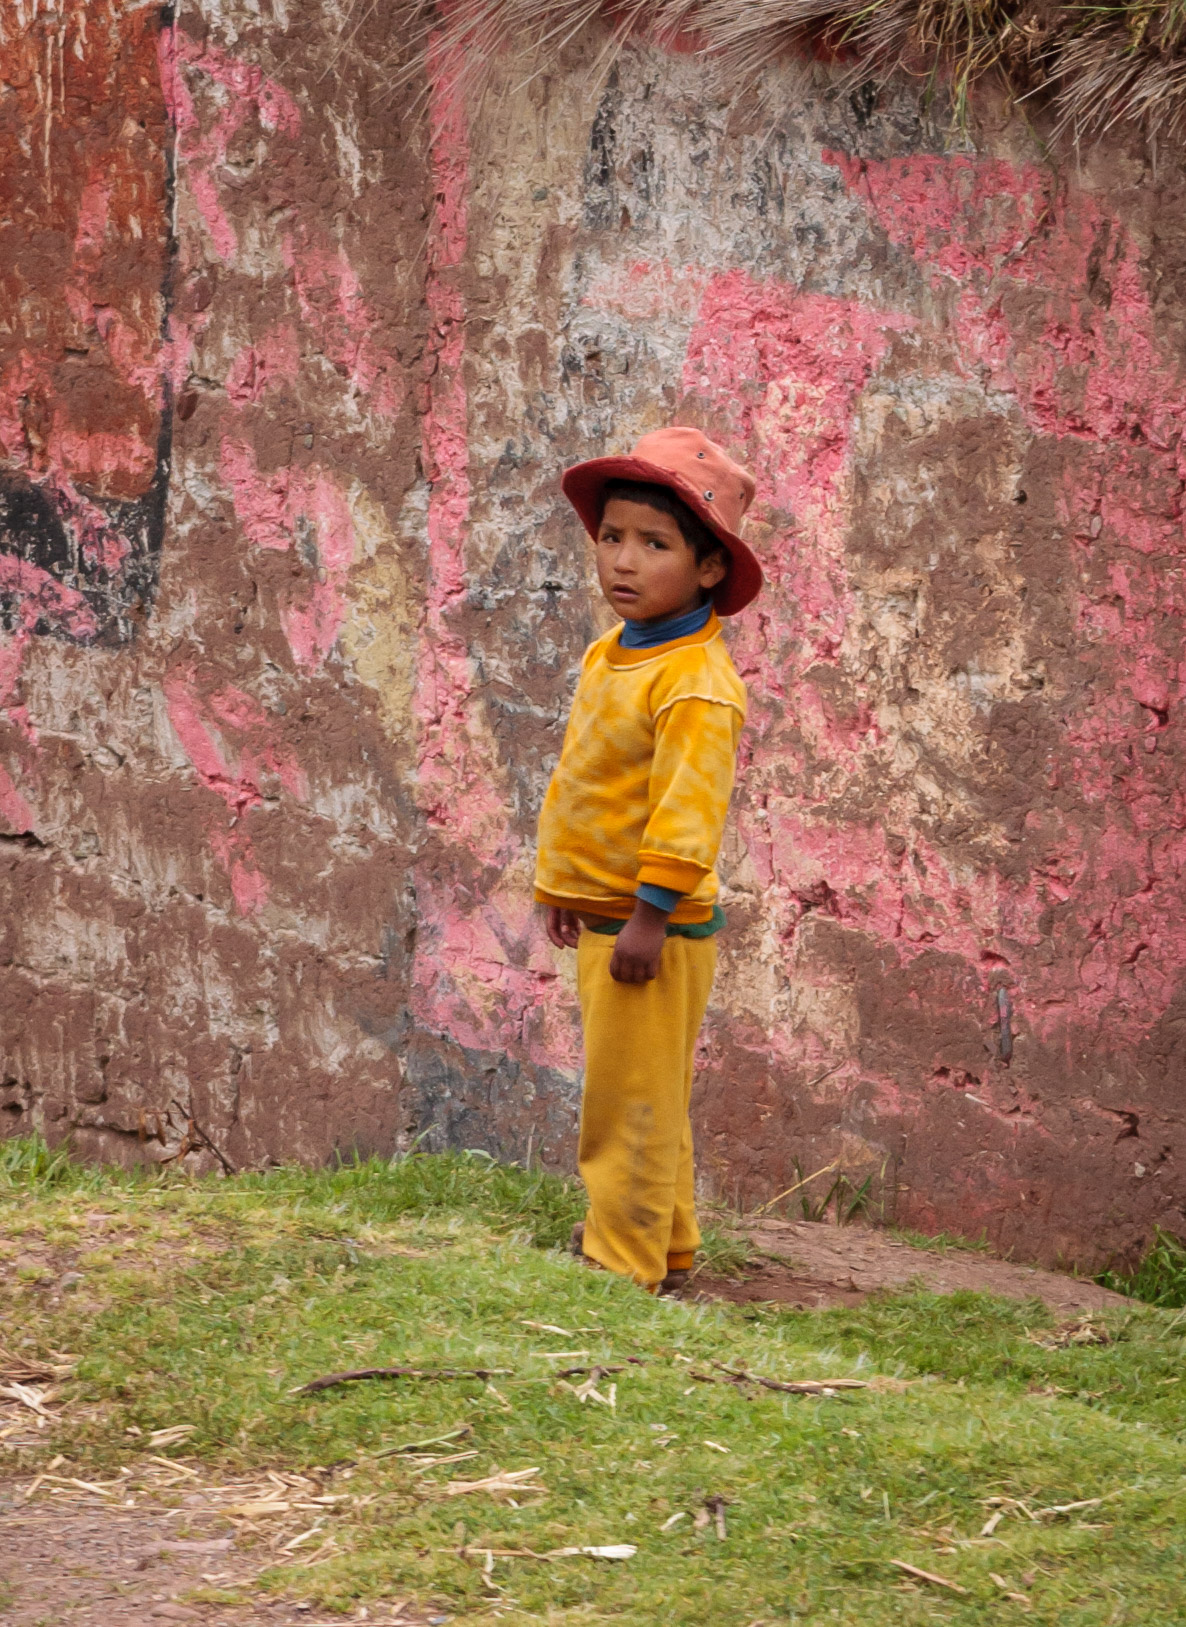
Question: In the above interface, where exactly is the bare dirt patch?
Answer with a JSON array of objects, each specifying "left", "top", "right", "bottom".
[
  {"left": 693, "top": 1219, "right": 1132, "bottom": 1315},
  {"left": 0, "top": 1486, "right": 442, "bottom": 1627}
]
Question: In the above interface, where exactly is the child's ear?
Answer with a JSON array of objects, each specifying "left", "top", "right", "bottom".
[{"left": 699, "top": 550, "right": 728, "bottom": 592}]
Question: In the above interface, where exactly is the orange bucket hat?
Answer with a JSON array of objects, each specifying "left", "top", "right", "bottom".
[{"left": 561, "top": 426, "right": 763, "bottom": 616}]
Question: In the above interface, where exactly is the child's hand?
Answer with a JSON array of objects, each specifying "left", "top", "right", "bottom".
[
  {"left": 545, "top": 906, "right": 582, "bottom": 949},
  {"left": 610, "top": 900, "right": 668, "bottom": 983}
]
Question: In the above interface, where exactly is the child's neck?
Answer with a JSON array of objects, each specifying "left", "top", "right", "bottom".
[{"left": 619, "top": 599, "right": 712, "bottom": 650}]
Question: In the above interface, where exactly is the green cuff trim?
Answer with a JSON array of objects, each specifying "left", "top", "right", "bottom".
[{"left": 585, "top": 904, "right": 727, "bottom": 939}]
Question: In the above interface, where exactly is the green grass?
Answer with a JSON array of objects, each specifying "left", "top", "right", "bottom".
[
  {"left": 3, "top": 1137, "right": 1186, "bottom": 1624},
  {"left": 892, "top": 1229, "right": 993, "bottom": 1255},
  {"left": 1098, "top": 1228, "right": 1186, "bottom": 1309}
]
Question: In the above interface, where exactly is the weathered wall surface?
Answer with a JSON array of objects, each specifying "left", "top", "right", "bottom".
[{"left": 3, "top": 2, "right": 1185, "bottom": 1268}]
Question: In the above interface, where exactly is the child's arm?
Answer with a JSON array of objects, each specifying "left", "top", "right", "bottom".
[
  {"left": 640, "top": 697, "right": 741, "bottom": 879},
  {"left": 613, "top": 694, "right": 742, "bottom": 982}
]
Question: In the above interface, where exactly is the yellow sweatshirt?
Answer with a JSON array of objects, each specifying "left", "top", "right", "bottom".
[{"left": 534, "top": 612, "right": 746, "bottom": 924}]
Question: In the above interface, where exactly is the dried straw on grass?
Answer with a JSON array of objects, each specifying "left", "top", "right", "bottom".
[{"left": 368, "top": 0, "right": 1186, "bottom": 146}]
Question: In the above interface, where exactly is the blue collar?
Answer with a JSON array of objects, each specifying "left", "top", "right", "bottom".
[{"left": 619, "top": 600, "right": 713, "bottom": 650}]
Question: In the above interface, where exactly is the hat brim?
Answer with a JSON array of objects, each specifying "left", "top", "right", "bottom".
[{"left": 561, "top": 455, "right": 764, "bottom": 616}]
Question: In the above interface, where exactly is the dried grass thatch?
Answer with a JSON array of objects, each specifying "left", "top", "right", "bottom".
[{"left": 377, "top": 0, "right": 1186, "bottom": 147}]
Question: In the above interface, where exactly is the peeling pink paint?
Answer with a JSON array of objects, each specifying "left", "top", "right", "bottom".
[
  {"left": 160, "top": 26, "right": 301, "bottom": 264},
  {"left": 281, "top": 475, "right": 356, "bottom": 671},
  {"left": 209, "top": 827, "right": 269, "bottom": 915},
  {"left": 0, "top": 21, "right": 171, "bottom": 629},
  {"left": 219, "top": 438, "right": 294, "bottom": 553},
  {"left": 165, "top": 675, "right": 263, "bottom": 817},
  {"left": 0, "top": 632, "right": 29, "bottom": 712},
  {"left": 219, "top": 437, "right": 356, "bottom": 668},
  {"left": 0, "top": 347, "right": 154, "bottom": 551},
  {"left": 0, "top": 762, "right": 33, "bottom": 833},
  {"left": 281, "top": 233, "right": 403, "bottom": 418},
  {"left": 804, "top": 150, "right": 1186, "bottom": 1058},
  {"left": 823, "top": 153, "right": 1050, "bottom": 284},
  {"left": 165, "top": 671, "right": 306, "bottom": 814},
  {"left": 226, "top": 326, "right": 300, "bottom": 405},
  {"left": 164, "top": 671, "right": 309, "bottom": 916},
  {"left": 823, "top": 150, "right": 1186, "bottom": 452},
  {"left": 206, "top": 686, "right": 308, "bottom": 803},
  {"left": 51, "top": 428, "right": 157, "bottom": 492},
  {"left": 0, "top": 557, "right": 97, "bottom": 641},
  {"left": 685, "top": 271, "right": 913, "bottom": 666}
]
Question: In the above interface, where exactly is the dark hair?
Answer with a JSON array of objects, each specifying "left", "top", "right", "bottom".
[{"left": 600, "top": 479, "right": 727, "bottom": 566}]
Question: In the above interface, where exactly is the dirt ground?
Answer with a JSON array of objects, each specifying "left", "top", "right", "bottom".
[
  {"left": 692, "top": 1218, "right": 1133, "bottom": 1314},
  {"left": 0, "top": 1492, "right": 444, "bottom": 1626},
  {"left": 0, "top": 1467, "right": 449, "bottom": 1627}
]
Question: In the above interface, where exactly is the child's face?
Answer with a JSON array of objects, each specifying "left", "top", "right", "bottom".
[{"left": 595, "top": 497, "right": 728, "bottom": 624}]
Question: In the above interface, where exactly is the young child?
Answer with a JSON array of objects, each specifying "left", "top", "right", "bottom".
[{"left": 534, "top": 426, "right": 763, "bottom": 1294}]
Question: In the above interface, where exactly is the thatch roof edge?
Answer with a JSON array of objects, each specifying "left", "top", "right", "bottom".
[{"left": 386, "top": 0, "right": 1186, "bottom": 147}]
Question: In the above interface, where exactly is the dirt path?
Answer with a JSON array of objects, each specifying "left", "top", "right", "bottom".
[
  {"left": 0, "top": 1488, "right": 442, "bottom": 1627},
  {"left": 695, "top": 1218, "right": 1132, "bottom": 1314}
]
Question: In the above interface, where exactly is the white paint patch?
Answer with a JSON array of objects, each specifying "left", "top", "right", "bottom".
[{"left": 327, "top": 106, "right": 364, "bottom": 198}]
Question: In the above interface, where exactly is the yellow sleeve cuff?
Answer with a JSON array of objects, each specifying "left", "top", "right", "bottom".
[{"left": 636, "top": 853, "right": 709, "bottom": 893}]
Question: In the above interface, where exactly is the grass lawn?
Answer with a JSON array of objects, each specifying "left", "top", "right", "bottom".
[{"left": 2, "top": 1137, "right": 1185, "bottom": 1625}]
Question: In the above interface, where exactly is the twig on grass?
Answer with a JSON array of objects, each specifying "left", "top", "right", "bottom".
[
  {"left": 981, "top": 1488, "right": 1126, "bottom": 1524},
  {"left": 24, "top": 1472, "right": 116, "bottom": 1499},
  {"left": 0, "top": 1348, "right": 75, "bottom": 1384},
  {"left": 0, "top": 1381, "right": 57, "bottom": 1417},
  {"left": 450, "top": 1542, "right": 637, "bottom": 1561},
  {"left": 371, "top": 1424, "right": 474, "bottom": 1458},
  {"left": 1034, "top": 1493, "right": 1119, "bottom": 1519},
  {"left": 439, "top": 1466, "right": 546, "bottom": 1498},
  {"left": 294, "top": 1365, "right": 512, "bottom": 1394},
  {"left": 691, "top": 1361, "right": 866, "bottom": 1396},
  {"left": 890, "top": 1560, "right": 967, "bottom": 1594},
  {"left": 555, "top": 1365, "right": 619, "bottom": 1406},
  {"left": 553, "top": 1360, "right": 637, "bottom": 1373}
]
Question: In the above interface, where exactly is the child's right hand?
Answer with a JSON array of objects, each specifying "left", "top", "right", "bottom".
[{"left": 545, "top": 906, "right": 582, "bottom": 949}]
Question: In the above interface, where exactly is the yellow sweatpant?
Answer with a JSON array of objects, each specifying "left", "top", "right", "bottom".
[{"left": 576, "top": 930, "right": 718, "bottom": 1287}]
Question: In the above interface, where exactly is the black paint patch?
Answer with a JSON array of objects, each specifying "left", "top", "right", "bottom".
[{"left": 0, "top": 402, "right": 172, "bottom": 645}]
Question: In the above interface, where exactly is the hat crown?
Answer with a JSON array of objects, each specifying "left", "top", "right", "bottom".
[{"left": 629, "top": 427, "right": 756, "bottom": 535}]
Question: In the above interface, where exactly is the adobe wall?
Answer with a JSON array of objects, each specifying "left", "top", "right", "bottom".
[{"left": 3, "top": 1, "right": 1185, "bottom": 1269}]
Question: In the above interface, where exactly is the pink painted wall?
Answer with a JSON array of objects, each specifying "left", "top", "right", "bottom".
[{"left": 3, "top": 7, "right": 1185, "bottom": 1267}]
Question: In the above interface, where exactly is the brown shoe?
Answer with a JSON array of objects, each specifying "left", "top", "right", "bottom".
[
  {"left": 568, "top": 1223, "right": 604, "bottom": 1271},
  {"left": 657, "top": 1268, "right": 690, "bottom": 1298}
]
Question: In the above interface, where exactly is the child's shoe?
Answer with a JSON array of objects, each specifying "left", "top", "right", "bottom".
[
  {"left": 657, "top": 1268, "right": 690, "bottom": 1297},
  {"left": 569, "top": 1221, "right": 603, "bottom": 1270}
]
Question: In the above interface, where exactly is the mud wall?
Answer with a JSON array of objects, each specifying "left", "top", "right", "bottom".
[{"left": 3, "top": 1, "right": 1185, "bottom": 1269}]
